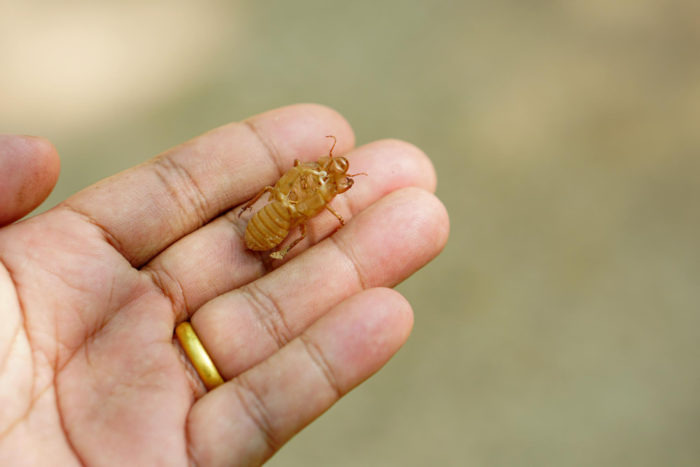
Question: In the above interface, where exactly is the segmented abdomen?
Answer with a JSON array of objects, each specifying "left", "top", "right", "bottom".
[{"left": 245, "top": 201, "right": 292, "bottom": 251}]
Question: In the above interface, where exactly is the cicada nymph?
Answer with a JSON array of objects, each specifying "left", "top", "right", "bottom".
[{"left": 240, "top": 136, "right": 365, "bottom": 259}]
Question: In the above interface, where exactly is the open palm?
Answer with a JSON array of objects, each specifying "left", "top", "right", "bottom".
[{"left": 0, "top": 105, "right": 448, "bottom": 466}]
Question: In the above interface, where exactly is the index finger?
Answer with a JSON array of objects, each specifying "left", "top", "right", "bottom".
[{"left": 60, "top": 104, "right": 355, "bottom": 266}]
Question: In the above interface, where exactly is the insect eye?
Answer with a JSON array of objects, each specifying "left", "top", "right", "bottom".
[{"left": 332, "top": 157, "right": 349, "bottom": 173}]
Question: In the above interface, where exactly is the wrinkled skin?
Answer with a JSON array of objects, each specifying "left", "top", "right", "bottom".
[{"left": 0, "top": 104, "right": 449, "bottom": 466}]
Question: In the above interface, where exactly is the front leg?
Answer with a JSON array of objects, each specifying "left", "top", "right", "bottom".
[
  {"left": 325, "top": 204, "right": 345, "bottom": 227},
  {"left": 238, "top": 186, "right": 274, "bottom": 216}
]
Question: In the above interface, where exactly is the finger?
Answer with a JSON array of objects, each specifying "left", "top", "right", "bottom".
[
  {"left": 192, "top": 187, "right": 448, "bottom": 377},
  {"left": 143, "top": 139, "right": 436, "bottom": 319},
  {"left": 61, "top": 104, "right": 355, "bottom": 266},
  {"left": 187, "top": 287, "right": 413, "bottom": 466},
  {"left": 0, "top": 135, "right": 60, "bottom": 225}
]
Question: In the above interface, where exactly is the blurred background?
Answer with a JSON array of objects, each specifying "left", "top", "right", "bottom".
[{"left": 2, "top": 0, "right": 699, "bottom": 465}]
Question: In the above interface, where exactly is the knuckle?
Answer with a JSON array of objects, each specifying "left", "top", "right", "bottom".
[
  {"left": 242, "top": 283, "right": 293, "bottom": 349},
  {"left": 150, "top": 156, "right": 211, "bottom": 227},
  {"left": 231, "top": 375, "right": 280, "bottom": 452},
  {"left": 328, "top": 233, "right": 368, "bottom": 290},
  {"left": 243, "top": 119, "right": 286, "bottom": 179},
  {"left": 299, "top": 334, "right": 342, "bottom": 398},
  {"left": 142, "top": 265, "right": 188, "bottom": 321}
]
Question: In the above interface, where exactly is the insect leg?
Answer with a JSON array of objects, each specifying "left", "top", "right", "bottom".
[
  {"left": 325, "top": 205, "right": 345, "bottom": 227},
  {"left": 270, "top": 223, "right": 307, "bottom": 259},
  {"left": 238, "top": 186, "right": 274, "bottom": 217}
]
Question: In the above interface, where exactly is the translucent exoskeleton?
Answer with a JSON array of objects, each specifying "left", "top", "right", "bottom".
[{"left": 240, "top": 136, "right": 365, "bottom": 259}]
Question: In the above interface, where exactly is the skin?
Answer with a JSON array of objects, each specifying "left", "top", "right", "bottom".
[
  {"left": 0, "top": 134, "right": 60, "bottom": 225},
  {"left": 0, "top": 104, "right": 449, "bottom": 466}
]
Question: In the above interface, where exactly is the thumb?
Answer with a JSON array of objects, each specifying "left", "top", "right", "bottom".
[{"left": 0, "top": 134, "right": 60, "bottom": 225}]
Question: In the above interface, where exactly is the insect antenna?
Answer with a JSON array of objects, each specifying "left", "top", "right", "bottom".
[{"left": 325, "top": 135, "right": 337, "bottom": 157}]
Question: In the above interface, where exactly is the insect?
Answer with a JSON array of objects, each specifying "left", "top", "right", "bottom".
[{"left": 240, "top": 135, "right": 365, "bottom": 259}]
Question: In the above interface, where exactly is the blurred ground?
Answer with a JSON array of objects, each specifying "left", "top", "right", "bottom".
[{"left": 2, "top": 1, "right": 699, "bottom": 465}]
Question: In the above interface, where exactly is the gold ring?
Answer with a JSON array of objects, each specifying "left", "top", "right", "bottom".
[{"left": 175, "top": 322, "right": 224, "bottom": 390}]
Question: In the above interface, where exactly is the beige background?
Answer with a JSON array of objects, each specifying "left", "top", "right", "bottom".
[{"left": 2, "top": 1, "right": 699, "bottom": 465}]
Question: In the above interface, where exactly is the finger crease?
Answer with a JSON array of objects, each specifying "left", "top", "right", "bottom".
[
  {"left": 242, "top": 283, "right": 293, "bottom": 349},
  {"left": 151, "top": 156, "right": 211, "bottom": 229},
  {"left": 59, "top": 203, "right": 131, "bottom": 263},
  {"left": 244, "top": 120, "right": 286, "bottom": 179},
  {"left": 232, "top": 376, "right": 279, "bottom": 453},
  {"left": 328, "top": 234, "right": 368, "bottom": 290},
  {"left": 299, "top": 334, "right": 343, "bottom": 399},
  {"left": 142, "top": 266, "right": 189, "bottom": 322}
]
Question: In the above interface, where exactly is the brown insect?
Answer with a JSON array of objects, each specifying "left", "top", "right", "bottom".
[{"left": 240, "top": 136, "right": 365, "bottom": 259}]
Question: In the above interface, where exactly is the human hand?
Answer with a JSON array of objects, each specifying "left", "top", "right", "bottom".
[{"left": 0, "top": 105, "right": 448, "bottom": 466}]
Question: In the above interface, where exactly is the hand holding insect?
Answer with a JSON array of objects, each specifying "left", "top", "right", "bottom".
[
  {"left": 240, "top": 135, "right": 366, "bottom": 259},
  {"left": 0, "top": 104, "right": 447, "bottom": 466}
]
